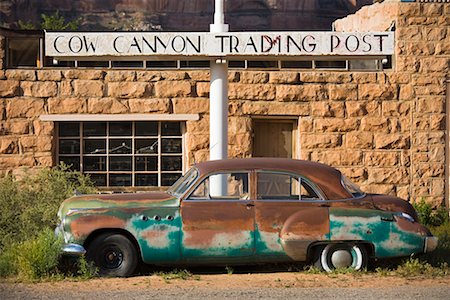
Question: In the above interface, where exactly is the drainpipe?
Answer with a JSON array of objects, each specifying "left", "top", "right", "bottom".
[{"left": 209, "top": 0, "right": 229, "bottom": 196}]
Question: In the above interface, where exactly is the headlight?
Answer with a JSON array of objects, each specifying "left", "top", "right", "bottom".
[{"left": 396, "top": 212, "right": 415, "bottom": 223}]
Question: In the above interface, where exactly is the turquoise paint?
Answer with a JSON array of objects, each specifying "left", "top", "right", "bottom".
[{"left": 330, "top": 208, "right": 425, "bottom": 258}]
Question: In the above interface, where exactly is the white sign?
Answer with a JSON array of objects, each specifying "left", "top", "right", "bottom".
[{"left": 45, "top": 31, "right": 394, "bottom": 58}]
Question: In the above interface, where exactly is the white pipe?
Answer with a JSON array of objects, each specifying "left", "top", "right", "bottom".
[{"left": 209, "top": 0, "right": 229, "bottom": 196}]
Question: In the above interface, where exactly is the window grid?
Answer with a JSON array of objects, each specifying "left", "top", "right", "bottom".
[{"left": 57, "top": 121, "right": 183, "bottom": 188}]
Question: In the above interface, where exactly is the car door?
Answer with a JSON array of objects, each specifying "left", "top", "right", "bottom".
[
  {"left": 180, "top": 171, "right": 256, "bottom": 263},
  {"left": 254, "top": 171, "right": 330, "bottom": 262}
]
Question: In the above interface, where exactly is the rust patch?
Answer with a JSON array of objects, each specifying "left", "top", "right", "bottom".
[
  {"left": 70, "top": 215, "right": 126, "bottom": 239},
  {"left": 372, "top": 195, "right": 419, "bottom": 221},
  {"left": 395, "top": 216, "right": 431, "bottom": 236}
]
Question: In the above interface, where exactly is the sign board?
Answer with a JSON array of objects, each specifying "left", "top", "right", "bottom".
[{"left": 45, "top": 32, "right": 394, "bottom": 58}]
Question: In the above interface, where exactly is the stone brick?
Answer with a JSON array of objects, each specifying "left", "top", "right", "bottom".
[
  {"left": 36, "top": 136, "right": 53, "bottom": 152},
  {"left": 6, "top": 98, "right": 45, "bottom": 118},
  {"left": 1, "top": 120, "right": 30, "bottom": 134},
  {"left": 382, "top": 101, "right": 410, "bottom": 117},
  {"left": 239, "top": 71, "right": 269, "bottom": 84},
  {"left": 368, "top": 167, "right": 409, "bottom": 184},
  {"left": 435, "top": 41, "right": 450, "bottom": 55},
  {"left": 161, "top": 71, "right": 188, "bottom": 81},
  {"left": 423, "top": 28, "right": 447, "bottom": 42},
  {"left": 345, "top": 101, "right": 366, "bottom": 117},
  {"left": 365, "top": 151, "right": 399, "bottom": 167},
  {"left": 196, "top": 82, "right": 210, "bottom": 97},
  {"left": 88, "top": 98, "right": 129, "bottom": 114},
  {"left": 136, "top": 71, "right": 164, "bottom": 82},
  {"left": 229, "top": 83, "right": 276, "bottom": 101},
  {"left": 105, "top": 71, "right": 136, "bottom": 82},
  {"left": 187, "top": 134, "right": 209, "bottom": 151},
  {"left": 108, "top": 82, "right": 152, "bottom": 98},
  {"left": 21, "top": 81, "right": 58, "bottom": 98},
  {"left": 421, "top": 3, "right": 444, "bottom": 16},
  {"left": 172, "top": 98, "right": 209, "bottom": 114},
  {"left": 37, "top": 70, "right": 62, "bottom": 81},
  {"left": 375, "top": 133, "right": 410, "bottom": 149},
  {"left": 33, "top": 120, "right": 54, "bottom": 136},
  {"left": 60, "top": 81, "right": 73, "bottom": 96},
  {"left": 399, "top": 84, "right": 415, "bottom": 100},
  {"left": 0, "top": 70, "right": 5, "bottom": 80},
  {"left": 345, "top": 132, "right": 373, "bottom": 149},
  {"left": 398, "top": 26, "right": 421, "bottom": 41},
  {"left": 340, "top": 150, "right": 363, "bottom": 166},
  {"left": 310, "top": 151, "right": 341, "bottom": 166},
  {"left": 300, "top": 118, "right": 313, "bottom": 132},
  {"left": 414, "top": 84, "right": 445, "bottom": 96},
  {"left": 361, "top": 184, "right": 396, "bottom": 196},
  {"left": 328, "top": 84, "right": 357, "bottom": 101},
  {"left": 430, "top": 114, "right": 445, "bottom": 131},
  {"left": 396, "top": 186, "right": 409, "bottom": 200},
  {"left": 187, "top": 71, "right": 210, "bottom": 81},
  {"left": 0, "top": 137, "right": 18, "bottom": 154},
  {"left": 187, "top": 116, "right": 209, "bottom": 134},
  {"left": 358, "top": 84, "right": 398, "bottom": 100},
  {"left": 228, "top": 71, "right": 240, "bottom": 82},
  {"left": 229, "top": 117, "right": 252, "bottom": 134},
  {"left": 301, "top": 72, "right": 352, "bottom": 83},
  {"left": 155, "top": 81, "right": 192, "bottom": 98},
  {"left": 277, "top": 84, "right": 327, "bottom": 101},
  {"left": 37, "top": 155, "right": 54, "bottom": 167},
  {"left": 192, "top": 149, "right": 209, "bottom": 164},
  {"left": 63, "top": 70, "right": 104, "bottom": 80},
  {"left": 48, "top": 97, "right": 87, "bottom": 114},
  {"left": 387, "top": 73, "right": 411, "bottom": 84},
  {"left": 311, "top": 102, "right": 345, "bottom": 118},
  {"left": 0, "top": 156, "right": 35, "bottom": 168},
  {"left": 417, "top": 97, "right": 445, "bottom": 113},
  {"left": 73, "top": 80, "right": 104, "bottom": 97},
  {"left": 431, "top": 179, "right": 445, "bottom": 196},
  {"left": 128, "top": 98, "right": 171, "bottom": 113},
  {"left": 314, "top": 118, "right": 358, "bottom": 133},
  {"left": 20, "top": 136, "right": 36, "bottom": 152},
  {"left": 5, "top": 69, "right": 36, "bottom": 81},
  {"left": 352, "top": 73, "right": 376, "bottom": 83},
  {"left": 269, "top": 72, "right": 299, "bottom": 84},
  {"left": 395, "top": 57, "right": 420, "bottom": 72},
  {"left": 301, "top": 134, "right": 341, "bottom": 149},
  {"left": 419, "top": 57, "right": 449, "bottom": 73},
  {"left": 361, "top": 117, "right": 389, "bottom": 132},
  {"left": 339, "top": 167, "right": 366, "bottom": 181},
  {"left": 241, "top": 101, "right": 309, "bottom": 116},
  {"left": 0, "top": 80, "right": 20, "bottom": 97}
]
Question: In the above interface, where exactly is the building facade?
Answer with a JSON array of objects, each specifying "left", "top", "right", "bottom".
[{"left": 0, "top": 1, "right": 449, "bottom": 206}]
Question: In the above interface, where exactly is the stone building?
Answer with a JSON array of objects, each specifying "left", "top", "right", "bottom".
[{"left": 0, "top": 1, "right": 449, "bottom": 207}]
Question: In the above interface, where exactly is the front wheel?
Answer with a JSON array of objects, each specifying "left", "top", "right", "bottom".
[
  {"left": 86, "top": 233, "right": 138, "bottom": 277},
  {"left": 313, "top": 243, "right": 368, "bottom": 272}
]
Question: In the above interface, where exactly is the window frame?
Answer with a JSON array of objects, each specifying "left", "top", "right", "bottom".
[
  {"left": 184, "top": 170, "right": 252, "bottom": 202},
  {"left": 255, "top": 170, "right": 326, "bottom": 202},
  {"left": 56, "top": 121, "right": 185, "bottom": 189}
]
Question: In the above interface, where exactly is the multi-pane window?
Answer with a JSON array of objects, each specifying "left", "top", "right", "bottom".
[{"left": 57, "top": 121, "right": 184, "bottom": 187}]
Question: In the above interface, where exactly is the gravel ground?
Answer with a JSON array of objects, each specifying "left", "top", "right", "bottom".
[
  {"left": 2, "top": 285, "right": 450, "bottom": 300},
  {"left": 2, "top": 272, "right": 450, "bottom": 300}
]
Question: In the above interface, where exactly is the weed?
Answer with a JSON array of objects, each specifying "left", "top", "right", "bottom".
[
  {"left": 155, "top": 269, "right": 200, "bottom": 283},
  {"left": 395, "top": 257, "right": 450, "bottom": 278},
  {"left": 76, "top": 256, "right": 98, "bottom": 280},
  {"left": 413, "top": 198, "right": 449, "bottom": 227},
  {"left": 225, "top": 266, "right": 234, "bottom": 275}
]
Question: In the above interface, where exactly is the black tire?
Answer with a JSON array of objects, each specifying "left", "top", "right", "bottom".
[
  {"left": 313, "top": 243, "right": 368, "bottom": 272},
  {"left": 86, "top": 233, "right": 138, "bottom": 277}
]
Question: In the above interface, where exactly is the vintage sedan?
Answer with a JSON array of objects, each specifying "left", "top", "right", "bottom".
[{"left": 56, "top": 158, "right": 438, "bottom": 276}]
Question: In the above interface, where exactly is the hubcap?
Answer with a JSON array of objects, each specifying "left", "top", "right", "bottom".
[
  {"left": 103, "top": 248, "right": 123, "bottom": 269},
  {"left": 330, "top": 249, "right": 353, "bottom": 268}
]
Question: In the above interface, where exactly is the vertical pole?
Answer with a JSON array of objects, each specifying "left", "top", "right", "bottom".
[{"left": 209, "top": 0, "right": 229, "bottom": 196}]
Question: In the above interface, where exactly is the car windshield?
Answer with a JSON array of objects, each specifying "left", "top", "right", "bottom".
[
  {"left": 167, "top": 167, "right": 198, "bottom": 197},
  {"left": 341, "top": 174, "right": 365, "bottom": 198}
]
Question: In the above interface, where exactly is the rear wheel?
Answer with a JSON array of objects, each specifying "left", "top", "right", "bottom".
[
  {"left": 86, "top": 233, "right": 138, "bottom": 277},
  {"left": 313, "top": 243, "right": 368, "bottom": 272}
]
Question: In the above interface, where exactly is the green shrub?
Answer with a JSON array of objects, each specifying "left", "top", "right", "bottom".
[
  {"left": 0, "top": 245, "right": 19, "bottom": 278},
  {"left": 16, "top": 228, "right": 63, "bottom": 281},
  {"left": 413, "top": 198, "right": 449, "bottom": 227},
  {"left": 0, "top": 163, "right": 96, "bottom": 250}
]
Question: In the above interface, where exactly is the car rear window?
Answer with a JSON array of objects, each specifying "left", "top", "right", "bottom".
[{"left": 341, "top": 175, "right": 365, "bottom": 198}]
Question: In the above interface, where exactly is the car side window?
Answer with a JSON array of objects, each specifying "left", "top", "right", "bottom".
[
  {"left": 257, "top": 172, "right": 320, "bottom": 201},
  {"left": 188, "top": 172, "right": 249, "bottom": 200}
]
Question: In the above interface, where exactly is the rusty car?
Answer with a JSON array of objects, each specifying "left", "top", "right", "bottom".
[{"left": 55, "top": 158, "right": 438, "bottom": 276}]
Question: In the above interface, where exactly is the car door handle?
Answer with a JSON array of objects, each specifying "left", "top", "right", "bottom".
[
  {"left": 246, "top": 203, "right": 255, "bottom": 207},
  {"left": 381, "top": 216, "right": 395, "bottom": 222},
  {"left": 320, "top": 203, "right": 330, "bottom": 207}
]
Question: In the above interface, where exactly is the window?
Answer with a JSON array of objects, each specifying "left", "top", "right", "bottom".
[
  {"left": 7, "top": 38, "right": 40, "bottom": 67},
  {"left": 257, "top": 172, "right": 321, "bottom": 201},
  {"left": 57, "top": 121, "right": 184, "bottom": 188},
  {"left": 188, "top": 172, "right": 249, "bottom": 200},
  {"left": 341, "top": 174, "right": 365, "bottom": 198}
]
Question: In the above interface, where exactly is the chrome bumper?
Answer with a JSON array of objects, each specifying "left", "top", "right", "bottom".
[
  {"left": 62, "top": 243, "right": 86, "bottom": 256},
  {"left": 424, "top": 236, "right": 438, "bottom": 253}
]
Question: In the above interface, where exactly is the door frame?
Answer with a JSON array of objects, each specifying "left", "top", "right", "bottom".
[{"left": 251, "top": 116, "right": 300, "bottom": 159}]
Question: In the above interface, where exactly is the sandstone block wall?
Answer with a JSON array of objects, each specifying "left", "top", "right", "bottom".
[{"left": 0, "top": 2, "right": 449, "bottom": 206}]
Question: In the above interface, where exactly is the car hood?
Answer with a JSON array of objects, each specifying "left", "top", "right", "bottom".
[
  {"left": 371, "top": 194, "right": 419, "bottom": 222},
  {"left": 58, "top": 192, "right": 179, "bottom": 218}
]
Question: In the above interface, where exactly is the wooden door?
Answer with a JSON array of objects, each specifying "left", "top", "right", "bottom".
[{"left": 253, "top": 120, "right": 295, "bottom": 158}]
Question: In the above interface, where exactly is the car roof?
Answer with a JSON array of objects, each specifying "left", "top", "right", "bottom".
[{"left": 193, "top": 158, "right": 352, "bottom": 200}]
